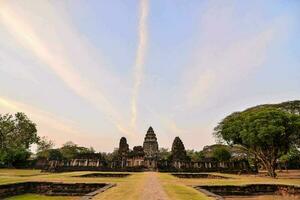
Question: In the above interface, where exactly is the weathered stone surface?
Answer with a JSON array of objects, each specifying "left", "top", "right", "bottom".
[
  {"left": 40, "top": 127, "right": 252, "bottom": 173},
  {"left": 76, "top": 173, "right": 130, "bottom": 178},
  {"left": 195, "top": 184, "right": 300, "bottom": 196},
  {"left": 131, "top": 146, "right": 145, "bottom": 157},
  {"left": 172, "top": 173, "right": 228, "bottom": 179},
  {"left": 171, "top": 137, "right": 189, "bottom": 162},
  {"left": 143, "top": 126, "right": 159, "bottom": 169},
  {"left": 118, "top": 137, "right": 129, "bottom": 168},
  {"left": 118, "top": 137, "right": 129, "bottom": 156},
  {"left": 81, "top": 184, "right": 116, "bottom": 200},
  {"left": 143, "top": 127, "right": 159, "bottom": 158},
  {"left": 0, "top": 182, "right": 111, "bottom": 199}
]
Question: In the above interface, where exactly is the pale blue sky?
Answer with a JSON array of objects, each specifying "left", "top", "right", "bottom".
[{"left": 0, "top": 0, "right": 299, "bottom": 152}]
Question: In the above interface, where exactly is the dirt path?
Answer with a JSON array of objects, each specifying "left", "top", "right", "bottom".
[{"left": 140, "top": 172, "right": 169, "bottom": 200}]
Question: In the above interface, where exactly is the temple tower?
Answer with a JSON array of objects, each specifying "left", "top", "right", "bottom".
[
  {"left": 143, "top": 126, "right": 159, "bottom": 170},
  {"left": 118, "top": 137, "right": 129, "bottom": 168},
  {"left": 171, "top": 137, "right": 189, "bottom": 169}
]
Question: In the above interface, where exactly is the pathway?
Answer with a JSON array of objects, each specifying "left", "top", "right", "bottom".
[{"left": 140, "top": 172, "right": 169, "bottom": 200}]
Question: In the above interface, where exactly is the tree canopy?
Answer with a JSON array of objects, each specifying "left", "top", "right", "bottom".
[
  {"left": 212, "top": 146, "right": 231, "bottom": 162},
  {"left": 60, "top": 141, "right": 95, "bottom": 160},
  {"left": 214, "top": 102, "right": 300, "bottom": 177},
  {"left": 0, "top": 112, "right": 38, "bottom": 167},
  {"left": 186, "top": 150, "right": 204, "bottom": 162}
]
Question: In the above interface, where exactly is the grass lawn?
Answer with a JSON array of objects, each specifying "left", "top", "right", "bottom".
[
  {"left": 5, "top": 194, "right": 79, "bottom": 200},
  {"left": 0, "top": 169, "right": 300, "bottom": 200},
  {"left": 0, "top": 169, "right": 47, "bottom": 177}
]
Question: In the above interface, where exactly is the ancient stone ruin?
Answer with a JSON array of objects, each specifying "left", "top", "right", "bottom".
[
  {"left": 76, "top": 173, "right": 130, "bottom": 178},
  {"left": 0, "top": 182, "right": 114, "bottom": 199},
  {"left": 143, "top": 126, "right": 159, "bottom": 169},
  {"left": 43, "top": 126, "right": 250, "bottom": 173},
  {"left": 170, "top": 136, "right": 190, "bottom": 168},
  {"left": 172, "top": 173, "right": 228, "bottom": 179},
  {"left": 195, "top": 184, "right": 300, "bottom": 199}
]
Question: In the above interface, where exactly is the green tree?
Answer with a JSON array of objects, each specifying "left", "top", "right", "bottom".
[
  {"left": 212, "top": 146, "right": 231, "bottom": 162},
  {"left": 158, "top": 148, "right": 171, "bottom": 160},
  {"left": 0, "top": 112, "right": 38, "bottom": 167},
  {"left": 279, "top": 147, "right": 300, "bottom": 171},
  {"left": 214, "top": 107, "right": 300, "bottom": 177},
  {"left": 36, "top": 136, "right": 55, "bottom": 159},
  {"left": 48, "top": 149, "right": 63, "bottom": 161},
  {"left": 60, "top": 141, "right": 95, "bottom": 160},
  {"left": 186, "top": 150, "right": 204, "bottom": 162}
]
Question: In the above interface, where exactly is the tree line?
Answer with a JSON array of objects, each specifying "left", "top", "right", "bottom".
[{"left": 1, "top": 100, "right": 299, "bottom": 177}]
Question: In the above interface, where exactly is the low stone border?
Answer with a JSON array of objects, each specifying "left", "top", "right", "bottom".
[
  {"left": 194, "top": 184, "right": 300, "bottom": 199},
  {"left": 0, "top": 182, "right": 113, "bottom": 199},
  {"left": 81, "top": 184, "right": 116, "bottom": 200},
  {"left": 75, "top": 173, "right": 130, "bottom": 178},
  {"left": 195, "top": 187, "right": 224, "bottom": 200},
  {"left": 172, "top": 173, "right": 228, "bottom": 179}
]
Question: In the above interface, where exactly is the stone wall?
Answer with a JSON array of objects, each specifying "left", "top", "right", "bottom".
[
  {"left": 172, "top": 173, "right": 228, "bottom": 179},
  {"left": 43, "top": 159, "right": 251, "bottom": 173},
  {"left": 76, "top": 173, "right": 130, "bottom": 178},
  {"left": 196, "top": 184, "right": 300, "bottom": 196},
  {"left": 44, "top": 166, "right": 144, "bottom": 173},
  {"left": 0, "top": 182, "right": 108, "bottom": 199},
  {"left": 158, "top": 160, "right": 253, "bottom": 174}
]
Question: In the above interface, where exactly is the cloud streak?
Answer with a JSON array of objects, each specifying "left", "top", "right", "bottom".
[
  {"left": 0, "top": 96, "right": 98, "bottom": 148},
  {"left": 184, "top": 2, "right": 286, "bottom": 108},
  {"left": 0, "top": 1, "right": 132, "bottom": 137},
  {"left": 131, "top": 0, "right": 149, "bottom": 130}
]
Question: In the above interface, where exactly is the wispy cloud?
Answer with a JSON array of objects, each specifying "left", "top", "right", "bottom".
[
  {"left": 146, "top": 106, "right": 185, "bottom": 136},
  {"left": 0, "top": 96, "right": 113, "bottom": 149},
  {"left": 184, "top": 2, "right": 287, "bottom": 108},
  {"left": 131, "top": 0, "right": 149, "bottom": 130},
  {"left": 0, "top": 1, "right": 132, "bottom": 137}
]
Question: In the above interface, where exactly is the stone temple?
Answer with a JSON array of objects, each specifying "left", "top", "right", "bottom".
[
  {"left": 143, "top": 126, "right": 159, "bottom": 169},
  {"left": 118, "top": 126, "right": 159, "bottom": 170},
  {"left": 42, "top": 126, "right": 251, "bottom": 173}
]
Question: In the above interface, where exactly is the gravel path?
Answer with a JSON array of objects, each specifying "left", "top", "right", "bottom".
[{"left": 140, "top": 172, "right": 169, "bottom": 200}]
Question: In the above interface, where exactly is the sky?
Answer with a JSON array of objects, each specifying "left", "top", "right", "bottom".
[{"left": 0, "top": 0, "right": 299, "bottom": 152}]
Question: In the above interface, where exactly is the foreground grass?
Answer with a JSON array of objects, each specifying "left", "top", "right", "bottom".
[
  {"left": 159, "top": 173, "right": 212, "bottom": 200},
  {"left": 5, "top": 194, "right": 79, "bottom": 200},
  {"left": 177, "top": 172, "right": 300, "bottom": 187},
  {"left": 1, "top": 169, "right": 300, "bottom": 200},
  {"left": 0, "top": 169, "right": 47, "bottom": 177},
  {"left": 94, "top": 173, "right": 145, "bottom": 200}
]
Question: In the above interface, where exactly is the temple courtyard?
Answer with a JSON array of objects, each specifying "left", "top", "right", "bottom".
[{"left": 1, "top": 169, "right": 300, "bottom": 200}]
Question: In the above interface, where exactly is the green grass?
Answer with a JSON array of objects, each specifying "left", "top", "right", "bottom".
[
  {"left": 1, "top": 169, "right": 300, "bottom": 200},
  {"left": 0, "top": 169, "right": 46, "bottom": 177},
  {"left": 159, "top": 173, "right": 213, "bottom": 200},
  {"left": 164, "top": 183, "right": 212, "bottom": 200},
  {"left": 5, "top": 194, "right": 79, "bottom": 200}
]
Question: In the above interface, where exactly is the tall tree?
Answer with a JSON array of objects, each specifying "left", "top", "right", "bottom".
[
  {"left": 0, "top": 112, "right": 38, "bottom": 166},
  {"left": 158, "top": 148, "right": 171, "bottom": 160},
  {"left": 212, "top": 146, "right": 231, "bottom": 162},
  {"left": 36, "top": 136, "right": 55, "bottom": 159},
  {"left": 186, "top": 150, "right": 204, "bottom": 162},
  {"left": 60, "top": 141, "right": 94, "bottom": 160},
  {"left": 215, "top": 107, "right": 300, "bottom": 177}
]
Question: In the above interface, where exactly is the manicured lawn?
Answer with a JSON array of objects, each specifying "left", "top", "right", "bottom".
[
  {"left": 1, "top": 169, "right": 300, "bottom": 200},
  {"left": 158, "top": 173, "right": 213, "bottom": 200},
  {"left": 5, "top": 194, "right": 79, "bottom": 200},
  {"left": 0, "top": 169, "right": 47, "bottom": 177}
]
